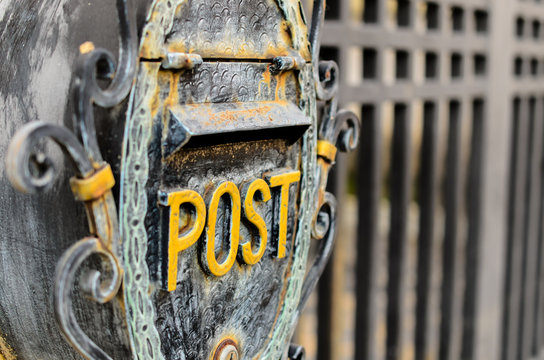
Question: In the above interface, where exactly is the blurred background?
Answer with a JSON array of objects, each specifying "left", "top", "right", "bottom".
[{"left": 292, "top": 1, "right": 544, "bottom": 360}]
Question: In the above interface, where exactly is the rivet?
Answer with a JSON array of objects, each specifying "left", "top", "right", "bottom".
[{"left": 213, "top": 338, "right": 240, "bottom": 360}]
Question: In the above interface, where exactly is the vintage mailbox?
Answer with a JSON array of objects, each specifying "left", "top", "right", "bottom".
[{"left": 1, "top": 0, "right": 359, "bottom": 359}]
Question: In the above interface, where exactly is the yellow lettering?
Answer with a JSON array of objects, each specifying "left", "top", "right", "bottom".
[
  {"left": 240, "top": 179, "right": 271, "bottom": 264},
  {"left": 267, "top": 171, "right": 301, "bottom": 258},
  {"left": 160, "top": 190, "right": 206, "bottom": 292},
  {"left": 204, "top": 182, "right": 241, "bottom": 276}
]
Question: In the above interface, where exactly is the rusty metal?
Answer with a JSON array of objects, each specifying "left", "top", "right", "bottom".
[
  {"left": 161, "top": 52, "right": 203, "bottom": 70},
  {"left": 270, "top": 56, "right": 305, "bottom": 74},
  {"left": 3, "top": 0, "right": 358, "bottom": 359}
]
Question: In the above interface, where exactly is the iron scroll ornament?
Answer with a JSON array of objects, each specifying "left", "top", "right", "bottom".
[
  {"left": 5, "top": 0, "right": 137, "bottom": 359},
  {"left": 297, "top": 0, "right": 361, "bottom": 315},
  {"left": 4, "top": 0, "right": 359, "bottom": 359}
]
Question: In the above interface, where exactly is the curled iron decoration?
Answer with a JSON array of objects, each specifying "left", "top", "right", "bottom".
[
  {"left": 5, "top": 0, "right": 137, "bottom": 359},
  {"left": 298, "top": 193, "right": 337, "bottom": 313},
  {"left": 55, "top": 237, "right": 123, "bottom": 360},
  {"left": 297, "top": 0, "right": 361, "bottom": 314},
  {"left": 73, "top": 0, "right": 137, "bottom": 163}
]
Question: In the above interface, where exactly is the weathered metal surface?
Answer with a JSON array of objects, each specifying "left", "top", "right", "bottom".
[
  {"left": 0, "top": 0, "right": 151, "bottom": 358},
  {"left": 1, "top": 0, "right": 359, "bottom": 359},
  {"left": 164, "top": 101, "right": 311, "bottom": 156},
  {"left": 141, "top": 0, "right": 311, "bottom": 60},
  {"left": 4, "top": 0, "right": 138, "bottom": 356}
]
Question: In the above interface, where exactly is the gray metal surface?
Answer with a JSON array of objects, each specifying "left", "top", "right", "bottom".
[{"left": 0, "top": 1, "right": 150, "bottom": 358}]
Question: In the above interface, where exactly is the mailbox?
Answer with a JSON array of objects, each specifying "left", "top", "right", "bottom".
[{"left": 0, "top": 0, "right": 359, "bottom": 359}]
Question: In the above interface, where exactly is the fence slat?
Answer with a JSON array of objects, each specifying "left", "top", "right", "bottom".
[
  {"left": 439, "top": 100, "right": 465, "bottom": 360},
  {"left": 461, "top": 99, "right": 485, "bottom": 360},
  {"left": 386, "top": 103, "right": 412, "bottom": 360},
  {"left": 502, "top": 97, "right": 530, "bottom": 360},
  {"left": 415, "top": 102, "right": 440, "bottom": 360},
  {"left": 355, "top": 104, "right": 383, "bottom": 360}
]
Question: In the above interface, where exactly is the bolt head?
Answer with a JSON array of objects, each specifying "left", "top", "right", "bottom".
[{"left": 218, "top": 344, "right": 239, "bottom": 360}]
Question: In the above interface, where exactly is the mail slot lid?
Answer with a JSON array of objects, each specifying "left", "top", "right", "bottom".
[{"left": 164, "top": 100, "right": 310, "bottom": 155}]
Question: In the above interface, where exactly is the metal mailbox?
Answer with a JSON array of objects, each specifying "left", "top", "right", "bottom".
[{"left": 0, "top": 0, "right": 359, "bottom": 359}]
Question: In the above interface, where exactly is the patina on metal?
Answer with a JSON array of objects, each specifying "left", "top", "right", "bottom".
[{"left": 3, "top": 0, "right": 359, "bottom": 359}]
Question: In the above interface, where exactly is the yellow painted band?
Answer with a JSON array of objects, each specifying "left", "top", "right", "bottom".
[
  {"left": 165, "top": 190, "right": 206, "bottom": 292},
  {"left": 317, "top": 140, "right": 337, "bottom": 162},
  {"left": 241, "top": 179, "right": 271, "bottom": 265},
  {"left": 205, "top": 181, "right": 241, "bottom": 276},
  {"left": 70, "top": 164, "right": 115, "bottom": 201},
  {"left": 268, "top": 171, "right": 301, "bottom": 258}
]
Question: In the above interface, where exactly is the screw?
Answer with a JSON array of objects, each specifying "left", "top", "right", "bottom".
[{"left": 218, "top": 344, "right": 238, "bottom": 360}]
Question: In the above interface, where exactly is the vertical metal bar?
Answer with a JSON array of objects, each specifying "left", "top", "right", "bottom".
[
  {"left": 355, "top": 104, "right": 383, "bottom": 360},
  {"left": 502, "top": 97, "right": 530, "bottom": 360},
  {"left": 315, "top": 44, "right": 342, "bottom": 360},
  {"left": 386, "top": 103, "right": 412, "bottom": 360},
  {"left": 339, "top": 0, "right": 349, "bottom": 23},
  {"left": 415, "top": 101, "right": 439, "bottom": 360},
  {"left": 317, "top": 153, "right": 348, "bottom": 360},
  {"left": 439, "top": 100, "right": 464, "bottom": 360},
  {"left": 518, "top": 97, "right": 543, "bottom": 360},
  {"left": 317, "top": 245, "right": 333, "bottom": 360},
  {"left": 471, "top": 1, "right": 512, "bottom": 357},
  {"left": 531, "top": 98, "right": 544, "bottom": 356},
  {"left": 461, "top": 99, "right": 485, "bottom": 360}
]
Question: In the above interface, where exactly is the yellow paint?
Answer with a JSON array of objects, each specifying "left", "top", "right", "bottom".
[
  {"left": 165, "top": 190, "right": 207, "bottom": 291},
  {"left": 161, "top": 171, "right": 300, "bottom": 279},
  {"left": 258, "top": 66, "right": 272, "bottom": 97},
  {"left": 79, "top": 41, "right": 95, "bottom": 54},
  {"left": 164, "top": 71, "right": 180, "bottom": 109},
  {"left": 205, "top": 182, "right": 241, "bottom": 276},
  {"left": 70, "top": 164, "right": 115, "bottom": 201},
  {"left": 0, "top": 334, "right": 15, "bottom": 360},
  {"left": 316, "top": 140, "right": 337, "bottom": 162},
  {"left": 241, "top": 179, "right": 271, "bottom": 265},
  {"left": 267, "top": 171, "right": 301, "bottom": 258},
  {"left": 274, "top": 71, "right": 289, "bottom": 101}
]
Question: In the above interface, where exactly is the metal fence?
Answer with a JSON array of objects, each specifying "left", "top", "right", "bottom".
[{"left": 295, "top": 0, "right": 544, "bottom": 359}]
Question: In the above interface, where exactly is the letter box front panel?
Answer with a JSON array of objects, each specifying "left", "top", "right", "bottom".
[{"left": 120, "top": 0, "right": 315, "bottom": 358}]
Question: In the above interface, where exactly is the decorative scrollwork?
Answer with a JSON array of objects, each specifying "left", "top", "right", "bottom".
[
  {"left": 299, "top": 0, "right": 361, "bottom": 324},
  {"left": 55, "top": 237, "right": 122, "bottom": 360},
  {"left": 319, "top": 107, "right": 361, "bottom": 152},
  {"left": 315, "top": 60, "right": 339, "bottom": 101},
  {"left": 298, "top": 192, "right": 337, "bottom": 313},
  {"left": 73, "top": 0, "right": 137, "bottom": 163},
  {"left": 5, "top": 0, "right": 137, "bottom": 359},
  {"left": 6, "top": 121, "right": 94, "bottom": 194}
]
